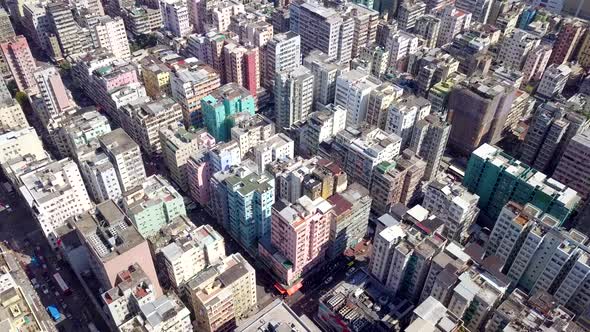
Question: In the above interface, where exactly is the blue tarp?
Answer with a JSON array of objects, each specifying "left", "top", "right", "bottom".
[{"left": 47, "top": 306, "right": 60, "bottom": 321}]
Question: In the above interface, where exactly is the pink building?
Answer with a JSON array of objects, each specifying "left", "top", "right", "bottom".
[
  {"left": 243, "top": 48, "right": 259, "bottom": 96},
  {"left": 1, "top": 35, "right": 37, "bottom": 93},
  {"left": 75, "top": 200, "right": 163, "bottom": 296},
  {"left": 549, "top": 20, "right": 586, "bottom": 66},
  {"left": 187, "top": 150, "right": 212, "bottom": 208},
  {"left": 34, "top": 66, "right": 73, "bottom": 118},
  {"left": 259, "top": 196, "right": 333, "bottom": 289}
]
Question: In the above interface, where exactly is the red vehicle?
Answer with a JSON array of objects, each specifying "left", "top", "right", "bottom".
[{"left": 53, "top": 273, "right": 71, "bottom": 295}]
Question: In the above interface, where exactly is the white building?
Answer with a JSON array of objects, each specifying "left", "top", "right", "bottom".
[
  {"left": 19, "top": 158, "right": 93, "bottom": 249},
  {"left": 0, "top": 127, "right": 45, "bottom": 164},
  {"left": 386, "top": 31, "right": 419, "bottom": 70},
  {"left": 343, "top": 128, "right": 401, "bottom": 189},
  {"left": 79, "top": 150, "right": 123, "bottom": 203},
  {"left": 370, "top": 225, "right": 406, "bottom": 283},
  {"left": 274, "top": 66, "right": 314, "bottom": 130},
  {"left": 98, "top": 128, "right": 147, "bottom": 193},
  {"left": 0, "top": 99, "right": 28, "bottom": 131},
  {"left": 264, "top": 32, "right": 301, "bottom": 90},
  {"left": 385, "top": 95, "right": 431, "bottom": 150},
  {"left": 289, "top": 0, "right": 353, "bottom": 63},
  {"left": 102, "top": 264, "right": 157, "bottom": 327},
  {"left": 121, "top": 294, "right": 192, "bottom": 332},
  {"left": 161, "top": 224, "right": 225, "bottom": 288},
  {"left": 454, "top": 0, "right": 492, "bottom": 23},
  {"left": 301, "top": 104, "right": 347, "bottom": 155},
  {"left": 160, "top": 0, "right": 191, "bottom": 37},
  {"left": 230, "top": 113, "right": 275, "bottom": 157},
  {"left": 303, "top": 50, "right": 347, "bottom": 108},
  {"left": 422, "top": 180, "right": 479, "bottom": 242},
  {"left": 254, "top": 133, "right": 295, "bottom": 172},
  {"left": 436, "top": 6, "right": 471, "bottom": 47},
  {"left": 498, "top": 29, "right": 540, "bottom": 71},
  {"left": 91, "top": 16, "right": 131, "bottom": 60},
  {"left": 334, "top": 69, "right": 381, "bottom": 127},
  {"left": 536, "top": 63, "right": 571, "bottom": 98}
]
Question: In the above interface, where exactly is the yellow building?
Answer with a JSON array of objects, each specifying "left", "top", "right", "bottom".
[{"left": 142, "top": 62, "right": 171, "bottom": 99}]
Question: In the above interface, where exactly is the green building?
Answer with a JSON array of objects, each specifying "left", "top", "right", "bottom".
[
  {"left": 202, "top": 82, "right": 256, "bottom": 142},
  {"left": 463, "top": 144, "right": 580, "bottom": 223},
  {"left": 123, "top": 175, "right": 186, "bottom": 238}
]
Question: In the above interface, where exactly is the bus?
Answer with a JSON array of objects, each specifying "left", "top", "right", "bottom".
[{"left": 53, "top": 273, "right": 71, "bottom": 295}]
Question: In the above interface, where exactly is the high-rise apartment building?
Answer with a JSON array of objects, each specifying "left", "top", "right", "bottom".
[
  {"left": 326, "top": 182, "right": 371, "bottom": 259},
  {"left": 32, "top": 66, "right": 73, "bottom": 123},
  {"left": 344, "top": 3, "right": 378, "bottom": 59},
  {"left": 122, "top": 6, "right": 163, "bottom": 36},
  {"left": 497, "top": 29, "right": 540, "bottom": 71},
  {"left": 0, "top": 99, "right": 27, "bottom": 131},
  {"left": 386, "top": 30, "right": 419, "bottom": 72},
  {"left": 102, "top": 264, "right": 158, "bottom": 327},
  {"left": 366, "top": 82, "right": 403, "bottom": 129},
  {"left": 98, "top": 128, "right": 147, "bottom": 192},
  {"left": 520, "top": 99, "right": 589, "bottom": 174},
  {"left": 548, "top": 19, "right": 586, "bottom": 65},
  {"left": 259, "top": 196, "right": 333, "bottom": 288},
  {"left": 301, "top": 104, "right": 347, "bottom": 156},
  {"left": 263, "top": 32, "right": 301, "bottom": 90},
  {"left": 447, "top": 76, "right": 515, "bottom": 155},
  {"left": 274, "top": 66, "right": 314, "bottom": 130},
  {"left": 463, "top": 143, "right": 580, "bottom": 222},
  {"left": 160, "top": 0, "right": 190, "bottom": 37},
  {"left": 343, "top": 128, "right": 402, "bottom": 189},
  {"left": 385, "top": 95, "right": 431, "bottom": 149},
  {"left": 90, "top": 16, "right": 131, "bottom": 60},
  {"left": 229, "top": 113, "right": 275, "bottom": 157},
  {"left": 415, "top": 15, "right": 440, "bottom": 49},
  {"left": 160, "top": 125, "right": 215, "bottom": 192},
  {"left": 289, "top": 0, "right": 353, "bottom": 63},
  {"left": 202, "top": 83, "right": 256, "bottom": 142},
  {"left": 170, "top": 61, "right": 221, "bottom": 127},
  {"left": 435, "top": 6, "right": 471, "bottom": 47},
  {"left": 46, "top": 2, "right": 87, "bottom": 57},
  {"left": 396, "top": 0, "right": 426, "bottom": 31},
  {"left": 222, "top": 42, "right": 260, "bottom": 96},
  {"left": 553, "top": 129, "right": 590, "bottom": 203},
  {"left": 454, "top": 0, "right": 492, "bottom": 23},
  {"left": 422, "top": 179, "right": 479, "bottom": 242},
  {"left": 0, "top": 9, "right": 15, "bottom": 42},
  {"left": 521, "top": 43, "right": 552, "bottom": 86},
  {"left": 20, "top": 158, "right": 93, "bottom": 249},
  {"left": 223, "top": 163, "right": 275, "bottom": 251},
  {"left": 119, "top": 97, "right": 184, "bottom": 156},
  {"left": 536, "top": 64, "right": 571, "bottom": 99},
  {"left": 122, "top": 175, "right": 186, "bottom": 238},
  {"left": 334, "top": 69, "right": 382, "bottom": 127},
  {"left": 0, "top": 35, "right": 37, "bottom": 93},
  {"left": 185, "top": 253, "right": 256, "bottom": 332},
  {"left": 161, "top": 224, "right": 225, "bottom": 288},
  {"left": 303, "top": 50, "right": 347, "bottom": 108},
  {"left": 409, "top": 114, "right": 451, "bottom": 181}
]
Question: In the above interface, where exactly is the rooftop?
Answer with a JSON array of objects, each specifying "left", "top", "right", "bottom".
[
  {"left": 236, "top": 299, "right": 321, "bottom": 332},
  {"left": 123, "top": 175, "right": 183, "bottom": 216},
  {"left": 99, "top": 128, "right": 139, "bottom": 156},
  {"left": 75, "top": 200, "right": 145, "bottom": 261}
]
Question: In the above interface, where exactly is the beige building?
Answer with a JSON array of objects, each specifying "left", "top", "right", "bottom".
[
  {"left": 229, "top": 113, "right": 275, "bottom": 157},
  {"left": 120, "top": 97, "right": 184, "bottom": 156},
  {"left": 159, "top": 125, "right": 215, "bottom": 192},
  {"left": 185, "top": 253, "right": 256, "bottom": 332},
  {"left": 161, "top": 224, "right": 225, "bottom": 289},
  {"left": 0, "top": 126, "right": 45, "bottom": 164},
  {"left": 0, "top": 100, "right": 28, "bottom": 131}
]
